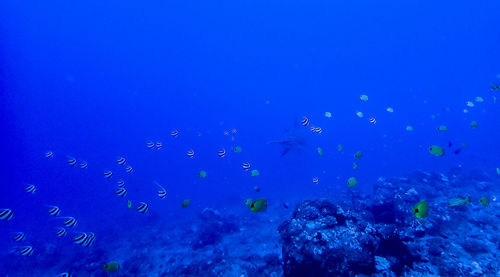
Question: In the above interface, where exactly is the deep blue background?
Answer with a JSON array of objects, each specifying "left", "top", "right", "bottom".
[{"left": 1, "top": 0, "right": 499, "bottom": 263}]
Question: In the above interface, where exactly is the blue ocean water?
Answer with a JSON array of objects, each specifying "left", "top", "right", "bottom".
[{"left": 1, "top": 0, "right": 500, "bottom": 276}]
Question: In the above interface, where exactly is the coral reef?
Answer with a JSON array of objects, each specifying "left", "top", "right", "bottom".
[
  {"left": 278, "top": 200, "right": 379, "bottom": 276},
  {"left": 1, "top": 169, "right": 498, "bottom": 276},
  {"left": 278, "top": 169, "right": 500, "bottom": 276}
]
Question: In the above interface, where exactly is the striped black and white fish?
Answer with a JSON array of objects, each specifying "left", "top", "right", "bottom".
[
  {"left": 24, "top": 185, "right": 36, "bottom": 194},
  {"left": 62, "top": 217, "right": 77, "bottom": 228},
  {"left": 155, "top": 142, "right": 163, "bottom": 149},
  {"left": 73, "top": 232, "right": 95, "bottom": 247},
  {"left": 242, "top": 162, "right": 251, "bottom": 170},
  {"left": 147, "top": 141, "right": 155, "bottom": 149},
  {"left": 136, "top": 202, "right": 148, "bottom": 213},
  {"left": 73, "top": 233, "right": 87, "bottom": 245},
  {"left": 67, "top": 157, "right": 77, "bottom": 166},
  {"left": 217, "top": 148, "right": 226, "bottom": 158},
  {"left": 56, "top": 228, "right": 67, "bottom": 238},
  {"left": 48, "top": 206, "right": 61, "bottom": 216},
  {"left": 79, "top": 161, "right": 88, "bottom": 169},
  {"left": 45, "top": 151, "right": 54, "bottom": 158},
  {"left": 171, "top": 130, "right": 179, "bottom": 137},
  {"left": 0, "top": 209, "right": 13, "bottom": 221},
  {"left": 81, "top": 232, "right": 95, "bottom": 247},
  {"left": 310, "top": 126, "right": 322, "bottom": 134},
  {"left": 117, "top": 180, "right": 125, "bottom": 187},
  {"left": 301, "top": 116, "right": 310, "bottom": 127},
  {"left": 125, "top": 166, "right": 133, "bottom": 173},
  {"left": 56, "top": 273, "right": 71, "bottom": 277},
  {"left": 103, "top": 171, "right": 113, "bottom": 178},
  {"left": 115, "top": 188, "right": 127, "bottom": 197},
  {"left": 187, "top": 149, "right": 195, "bottom": 158},
  {"left": 17, "top": 246, "right": 34, "bottom": 256},
  {"left": 116, "top": 157, "right": 126, "bottom": 165},
  {"left": 155, "top": 182, "right": 167, "bottom": 199},
  {"left": 12, "top": 232, "right": 25, "bottom": 242}
]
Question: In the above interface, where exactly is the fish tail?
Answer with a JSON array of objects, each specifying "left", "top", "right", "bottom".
[{"left": 153, "top": 181, "right": 164, "bottom": 190}]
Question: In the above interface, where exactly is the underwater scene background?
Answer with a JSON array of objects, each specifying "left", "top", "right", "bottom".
[{"left": 1, "top": 0, "right": 500, "bottom": 276}]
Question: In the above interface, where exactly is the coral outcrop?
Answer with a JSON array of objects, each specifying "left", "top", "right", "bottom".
[{"left": 279, "top": 169, "right": 500, "bottom": 276}]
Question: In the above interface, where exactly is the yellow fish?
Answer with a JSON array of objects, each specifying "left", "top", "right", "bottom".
[
  {"left": 249, "top": 199, "right": 267, "bottom": 212},
  {"left": 429, "top": 145, "right": 444, "bottom": 157},
  {"left": 348, "top": 177, "right": 357, "bottom": 188},
  {"left": 103, "top": 261, "right": 120, "bottom": 272},
  {"left": 412, "top": 200, "right": 428, "bottom": 218}
]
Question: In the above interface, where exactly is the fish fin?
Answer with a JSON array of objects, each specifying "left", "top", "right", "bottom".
[
  {"left": 153, "top": 180, "right": 165, "bottom": 190},
  {"left": 281, "top": 147, "right": 291, "bottom": 156},
  {"left": 296, "top": 144, "right": 308, "bottom": 153}
]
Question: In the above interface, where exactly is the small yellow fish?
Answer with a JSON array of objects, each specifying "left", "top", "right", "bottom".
[
  {"left": 437, "top": 125, "right": 448, "bottom": 132},
  {"left": 475, "top": 96, "right": 484, "bottom": 103},
  {"left": 406, "top": 125, "right": 414, "bottom": 131},
  {"left": 249, "top": 199, "right": 267, "bottom": 212},
  {"left": 347, "top": 177, "right": 357, "bottom": 188},
  {"left": 102, "top": 261, "right": 120, "bottom": 272},
  {"left": 198, "top": 170, "right": 207, "bottom": 178},
  {"left": 386, "top": 107, "right": 394, "bottom": 113},
  {"left": 479, "top": 197, "right": 489, "bottom": 207},
  {"left": 429, "top": 145, "right": 445, "bottom": 157},
  {"left": 412, "top": 200, "right": 428, "bottom": 218},
  {"left": 324, "top": 112, "right": 332, "bottom": 118},
  {"left": 356, "top": 111, "right": 364, "bottom": 118},
  {"left": 360, "top": 94, "right": 369, "bottom": 101}
]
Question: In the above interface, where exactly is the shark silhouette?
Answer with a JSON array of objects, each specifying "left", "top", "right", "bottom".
[{"left": 269, "top": 120, "right": 309, "bottom": 156}]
